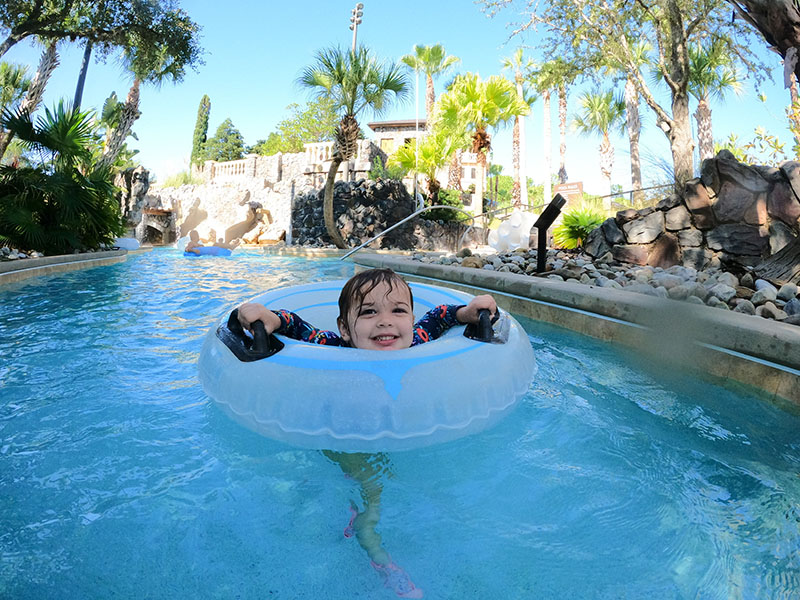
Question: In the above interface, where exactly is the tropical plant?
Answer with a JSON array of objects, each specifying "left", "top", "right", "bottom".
[
  {"left": 203, "top": 118, "right": 246, "bottom": 162},
  {"left": 0, "top": 101, "right": 125, "bottom": 254},
  {"left": 190, "top": 94, "right": 210, "bottom": 166},
  {"left": 687, "top": 39, "right": 743, "bottom": 161},
  {"left": 502, "top": 48, "right": 536, "bottom": 206},
  {"left": 425, "top": 188, "right": 466, "bottom": 222},
  {"left": 572, "top": 90, "right": 626, "bottom": 203},
  {"left": 299, "top": 45, "right": 408, "bottom": 248},
  {"left": 0, "top": 42, "right": 58, "bottom": 159},
  {"left": 400, "top": 43, "right": 460, "bottom": 123},
  {"left": 438, "top": 73, "right": 529, "bottom": 215},
  {"left": 389, "top": 127, "right": 457, "bottom": 202},
  {"left": 367, "top": 156, "right": 407, "bottom": 181},
  {"left": 0, "top": 61, "right": 30, "bottom": 114},
  {"left": 553, "top": 206, "right": 606, "bottom": 249}
]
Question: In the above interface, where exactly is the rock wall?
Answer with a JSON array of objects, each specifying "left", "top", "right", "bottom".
[
  {"left": 584, "top": 150, "right": 800, "bottom": 271},
  {"left": 291, "top": 178, "right": 483, "bottom": 251}
]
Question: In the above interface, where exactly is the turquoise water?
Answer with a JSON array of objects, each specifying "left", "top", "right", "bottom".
[{"left": 1, "top": 249, "right": 799, "bottom": 599}]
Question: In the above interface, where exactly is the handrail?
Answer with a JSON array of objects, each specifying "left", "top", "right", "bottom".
[{"left": 340, "top": 205, "right": 479, "bottom": 261}]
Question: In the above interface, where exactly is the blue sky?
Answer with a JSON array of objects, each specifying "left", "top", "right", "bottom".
[{"left": 3, "top": 0, "right": 795, "bottom": 194}]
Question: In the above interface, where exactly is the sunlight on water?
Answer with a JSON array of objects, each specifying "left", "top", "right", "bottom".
[{"left": 1, "top": 248, "right": 799, "bottom": 599}]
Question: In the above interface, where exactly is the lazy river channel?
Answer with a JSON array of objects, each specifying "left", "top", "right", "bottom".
[{"left": 1, "top": 249, "right": 799, "bottom": 599}]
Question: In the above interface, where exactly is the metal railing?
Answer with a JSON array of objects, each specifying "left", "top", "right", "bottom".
[{"left": 340, "top": 204, "right": 480, "bottom": 260}]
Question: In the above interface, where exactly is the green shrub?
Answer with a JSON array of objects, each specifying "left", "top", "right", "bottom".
[
  {"left": 367, "top": 156, "right": 407, "bottom": 181},
  {"left": 424, "top": 188, "right": 467, "bottom": 222},
  {"left": 553, "top": 206, "right": 605, "bottom": 249}
]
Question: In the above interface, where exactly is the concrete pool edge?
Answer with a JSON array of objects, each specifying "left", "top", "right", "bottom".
[
  {"left": 0, "top": 248, "right": 150, "bottom": 285},
  {"left": 350, "top": 253, "right": 800, "bottom": 408}
]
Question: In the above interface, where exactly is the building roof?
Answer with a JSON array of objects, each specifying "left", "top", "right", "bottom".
[{"left": 366, "top": 119, "right": 427, "bottom": 131}]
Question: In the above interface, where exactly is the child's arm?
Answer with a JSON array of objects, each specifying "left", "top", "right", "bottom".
[
  {"left": 455, "top": 294, "right": 497, "bottom": 324},
  {"left": 237, "top": 302, "right": 282, "bottom": 334},
  {"left": 236, "top": 302, "right": 344, "bottom": 345}
]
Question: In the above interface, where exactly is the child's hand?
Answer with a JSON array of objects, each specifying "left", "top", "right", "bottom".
[
  {"left": 456, "top": 294, "right": 498, "bottom": 324},
  {"left": 237, "top": 302, "right": 281, "bottom": 334}
]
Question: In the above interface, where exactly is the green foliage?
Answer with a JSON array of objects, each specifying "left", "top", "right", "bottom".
[
  {"left": 161, "top": 170, "right": 203, "bottom": 188},
  {"left": 368, "top": 156, "right": 408, "bottom": 181},
  {"left": 553, "top": 206, "right": 605, "bottom": 249},
  {"left": 0, "top": 101, "right": 125, "bottom": 254},
  {"left": 715, "top": 129, "right": 787, "bottom": 165},
  {"left": 251, "top": 97, "right": 339, "bottom": 155},
  {"left": 190, "top": 94, "right": 210, "bottom": 166},
  {"left": 0, "top": 61, "right": 30, "bottom": 114},
  {"left": 96, "top": 91, "right": 139, "bottom": 170},
  {"left": 203, "top": 118, "right": 245, "bottom": 162},
  {"left": 425, "top": 188, "right": 467, "bottom": 222}
]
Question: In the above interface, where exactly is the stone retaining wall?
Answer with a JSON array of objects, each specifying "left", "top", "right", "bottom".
[{"left": 584, "top": 150, "right": 800, "bottom": 270}]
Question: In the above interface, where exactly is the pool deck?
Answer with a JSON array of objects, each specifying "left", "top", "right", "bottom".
[
  {"left": 350, "top": 252, "right": 800, "bottom": 408},
  {"left": 1, "top": 245, "right": 797, "bottom": 407}
]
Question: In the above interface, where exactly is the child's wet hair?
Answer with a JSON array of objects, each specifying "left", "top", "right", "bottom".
[{"left": 337, "top": 269, "right": 413, "bottom": 330}]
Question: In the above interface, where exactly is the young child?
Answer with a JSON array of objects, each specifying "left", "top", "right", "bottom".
[
  {"left": 184, "top": 230, "right": 204, "bottom": 254},
  {"left": 237, "top": 268, "right": 498, "bottom": 599},
  {"left": 237, "top": 267, "right": 497, "bottom": 351}
]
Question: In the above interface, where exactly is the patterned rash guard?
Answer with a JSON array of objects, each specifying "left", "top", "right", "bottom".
[{"left": 271, "top": 304, "right": 465, "bottom": 347}]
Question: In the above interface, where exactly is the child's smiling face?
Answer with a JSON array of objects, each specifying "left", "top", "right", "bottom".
[{"left": 338, "top": 280, "right": 414, "bottom": 350}]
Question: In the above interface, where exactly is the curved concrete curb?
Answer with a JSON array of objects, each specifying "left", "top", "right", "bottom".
[
  {"left": 0, "top": 249, "right": 134, "bottom": 285},
  {"left": 260, "top": 246, "right": 414, "bottom": 258},
  {"left": 351, "top": 253, "right": 800, "bottom": 407}
]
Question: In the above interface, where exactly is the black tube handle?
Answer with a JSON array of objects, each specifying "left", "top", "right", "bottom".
[
  {"left": 463, "top": 308, "right": 498, "bottom": 343},
  {"left": 218, "top": 309, "right": 284, "bottom": 362}
]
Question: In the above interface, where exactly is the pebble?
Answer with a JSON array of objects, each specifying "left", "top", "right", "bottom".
[{"left": 411, "top": 248, "right": 800, "bottom": 328}]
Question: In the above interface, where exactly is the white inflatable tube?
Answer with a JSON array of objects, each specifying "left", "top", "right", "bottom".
[{"left": 199, "top": 280, "right": 536, "bottom": 452}]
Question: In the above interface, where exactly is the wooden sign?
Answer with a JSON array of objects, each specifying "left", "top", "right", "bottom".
[{"left": 553, "top": 181, "right": 583, "bottom": 203}]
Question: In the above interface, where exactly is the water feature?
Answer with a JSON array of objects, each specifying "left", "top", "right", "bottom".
[{"left": 1, "top": 250, "right": 798, "bottom": 598}]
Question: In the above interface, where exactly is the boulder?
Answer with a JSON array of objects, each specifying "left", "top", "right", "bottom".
[
  {"left": 706, "top": 224, "right": 768, "bottom": 256},
  {"left": 622, "top": 211, "right": 665, "bottom": 244},
  {"left": 612, "top": 244, "right": 650, "bottom": 265},
  {"left": 648, "top": 233, "right": 681, "bottom": 268}
]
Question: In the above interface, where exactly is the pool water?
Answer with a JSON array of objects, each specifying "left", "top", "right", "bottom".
[{"left": 1, "top": 249, "right": 799, "bottom": 599}]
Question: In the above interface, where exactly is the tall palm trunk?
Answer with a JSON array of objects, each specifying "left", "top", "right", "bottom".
[
  {"left": 695, "top": 96, "right": 714, "bottom": 162},
  {"left": 0, "top": 42, "right": 59, "bottom": 160},
  {"left": 542, "top": 89, "right": 552, "bottom": 206},
  {"left": 425, "top": 74, "right": 435, "bottom": 124},
  {"left": 73, "top": 39, "right": 93, "bottom": 109},
  {"left": 320, "top": 114, "right": 359, "bottom": 248},
  {"left": 448, "top": 150, "right": 462, "bottom": 190},
  {"left": 599, "top": 133, "right": 614, "bottom": 207},
  {"left": 625, "top": 77, "right": 643, "bottom": 204},
  {"left": 98, "top": 78, "right": 141, "bottom": 169},
  {"left": 668, "top": 90, "right": 695, "bottom": 185},
  {"left": 511, "top": 116, "right": 521, "bottom": 206},
  {"left": 558, "top": 83, "right": 568, "bottom": 184},
  {"left": 517, "top": 80, "right": 529, "bottom": 207}
]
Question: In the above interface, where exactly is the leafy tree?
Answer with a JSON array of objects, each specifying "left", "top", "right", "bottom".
[
  {"left": 251, "top": 97, "right": 339, "bottom": 155},
  {"left": 400, "top": 43, "right": 460, "bottom": 122},
  {"left": 203, "top": 118, "right": 245, "bottom": 162},
  {"left": 0, "top": 101, "right": 124, "bottom": 253},
  {"left": 482, "top": 0, "right": 766, "bottom": 184},
  {"left": 190, "top": 94, "right": 210, "bottom": 166},
  {"left": 299, "top": 45, "right": 408, "bottom": 248},
  {"left": 437, "top": 73, "right": 529, "bottom": 215},
  {"left": 572, "top": 90, "right": 626, "bottom": 202}
]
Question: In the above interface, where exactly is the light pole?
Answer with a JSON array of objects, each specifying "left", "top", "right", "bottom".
[{"left": 349, "top": 3, "right": 363, "bottom": 51}]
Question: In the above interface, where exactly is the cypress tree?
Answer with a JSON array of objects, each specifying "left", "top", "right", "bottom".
[{"left": 190, "top": 94, "right": 211, "bottom": 166}]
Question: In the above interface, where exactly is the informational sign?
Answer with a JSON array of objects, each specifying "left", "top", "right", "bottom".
[{"left": 553, "top": 181, "right": 583, "bottom": 204}]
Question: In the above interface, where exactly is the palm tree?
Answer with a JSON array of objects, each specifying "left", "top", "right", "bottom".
[
  {"left": 389, "top": 127, "right": 457, "bottom": 202},
  {"left": 573, "top": 90, "right": 626, "bottom": 205},
  {"left": 0, "top": 42, "right": 58, "bottom": 160},
  {"left": 0, "top": 62, "right": 30, "bottom": 114},
  {"left": 438, "top": 73, "right": 529, "bottom": 216},
  {"left": 502, "top": 48, "right": 536, "bottom": 207},
  {"left": 300, "top": 45, "right": 408, "bottom": 248},
  {"left": 688, "top": 39, "right": 743, "bottom": 162},
  {"left": 0, "top": 101, "right": 124, "bottom": 253},
  {"left": 400, "top": 43, "right": 460, "bottom": 123},
  {"left": 606, "top": 41, "right": 649, "bottom": 204}
]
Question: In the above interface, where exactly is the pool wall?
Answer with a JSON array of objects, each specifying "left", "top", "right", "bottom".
[
  {"left": 351, "top": 253, "right": 800, "bottom": 408},
  {"left": 0, "top": 249, "right": 141, "bottom": 285}
]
